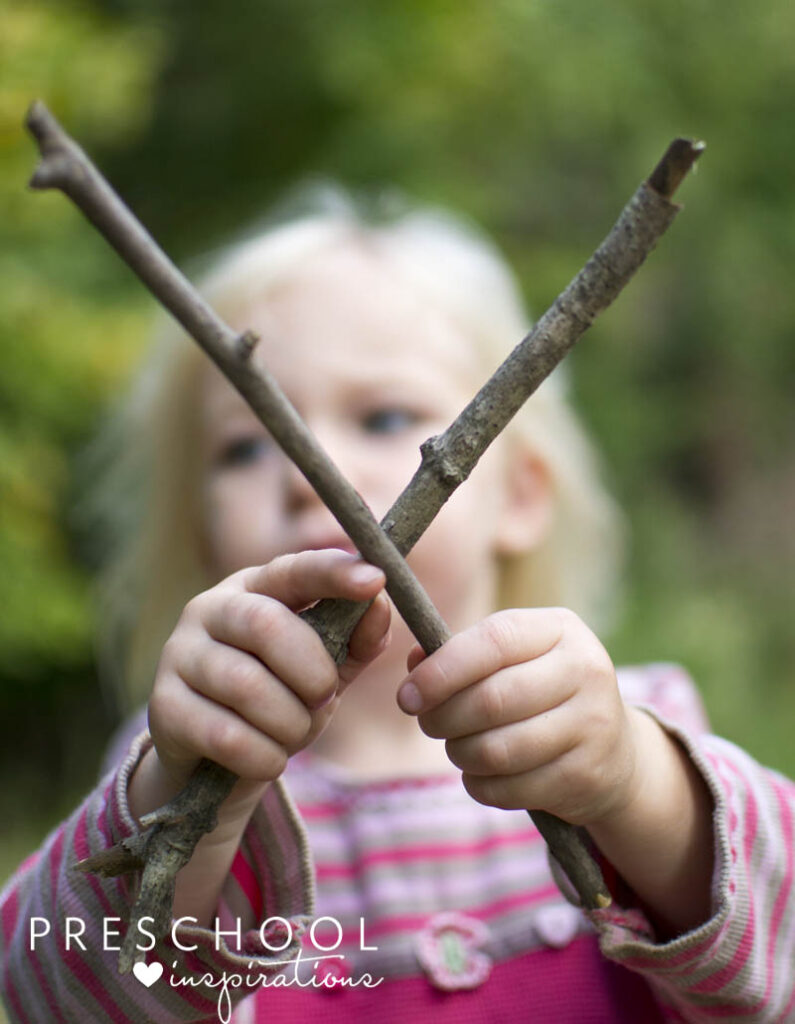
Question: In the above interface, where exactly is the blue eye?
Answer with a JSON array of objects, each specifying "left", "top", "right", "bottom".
[
  {"left": 217, "top": 435, "right": 271, "bottom": 467},
  {"left": 361, "top": 408, "right": 421, "bottom": 436}
]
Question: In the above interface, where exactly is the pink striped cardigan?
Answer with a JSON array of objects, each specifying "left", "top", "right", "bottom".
[{"left": 2, "top": 664, "right": 794, "bottom": 1022}]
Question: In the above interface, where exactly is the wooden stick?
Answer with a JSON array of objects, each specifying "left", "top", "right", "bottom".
[{"left": 25, "top": 101, "right": 702, "bottom": 971}]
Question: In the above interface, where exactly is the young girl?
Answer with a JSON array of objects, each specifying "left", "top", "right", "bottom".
[{"left": 2, "top": 195, "right": 794, "bottom": 1023}]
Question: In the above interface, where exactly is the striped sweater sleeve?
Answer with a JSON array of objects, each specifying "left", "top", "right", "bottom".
[
  {"left": 587, "top": 667, "right": 795, "bottom": 1021},
  {"left": 0, "top": 730, "right": 315, "bottom": 1023}
]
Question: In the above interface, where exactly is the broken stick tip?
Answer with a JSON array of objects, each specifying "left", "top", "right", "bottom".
[
  {"left": 25, "top": 100, "right": 64, "bottom": 191},
  {"left": 25, "top": 99, "right": 51, "bottom": 139},
  {"left": 648, "top": 137, "right": 706, "bottom": 200}
]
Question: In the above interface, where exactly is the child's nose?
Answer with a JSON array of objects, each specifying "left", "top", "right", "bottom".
[
  {"left": 283, "top": 457, "right": 321, "bottom": 512},
  {"left": 283, "top": 421, "right": 354, "bottom": 513}
]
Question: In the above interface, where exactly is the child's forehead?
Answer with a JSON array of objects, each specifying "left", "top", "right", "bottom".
[{"left": 226, "top": 242, "right": 485, "bottom": 385}]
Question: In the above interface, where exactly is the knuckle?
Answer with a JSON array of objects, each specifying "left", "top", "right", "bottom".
[
  {"left": 480, "top": 611, "right": 515, "bottom": 657},
  {"left": 478, "top": 679, "right": 505, "bottom": 725},
  {"left": 184, "top": 585, "right": 222, "bottom": 623},
  {"left": 228, "top": 566, "right": 253, "bottom": 587},
  {"left": 265, "top": 554, "right": 304, "bottom": 599},
  {"left": 239, "top": 593, "right": 271, "bottom": 636},
  {"left": 305, "top": 657, "right": 338, "bottom": 707},
  {"left": 579, "top": 647, "right": 604, "bottom": 681},
  {"left": 461, "top": 772, "right": 486, "bottom": 804},
  {"left": 557, "top": 605, "right": 580, "bottom": 625},
  {"left": 157, "top": 635, "right": 182, "bottom": 672},
  {"left": 427, "top": 656, "right": 453, "bottom": 701},
  {"left": 272, "top": 744, "right": 289, "bottom": 774},
  {"left": 270, "top": 553, "right": 295, "bottom": 575},
  {"left": 263, "top": 554, "right": 290, "bottom": 587},
  {"left": 444, "top": 737, "right": 467, "bottom": 771},
  {"left": 148, "top": 681, "right": 181, "bottom": 736},
  {"left": 205, "top": 716, "right": 242, "bottom": 767},
  {"left": 319, "top": 655, "right": 340, "bottom": 693},
  {"left": 577, "top": 642, "right": 614, "bottom": 693},
  {"left": 179, "top": 595, "right": 203, "bottom": 628},
  {"left": 479, "top": 730, "right": 512, "bottom": 775},
  {"left": 551, "top": 606, "right": 580, "bottom": 638},
  {"left": 462, "top": 773, "right": 506, "bottom": 809},
  {"left": 282, "top": 706, "right": 313, "bottom": 750},
  {"left": 233, "top": 593, "right": 281, "bottom": 645},
  {"left": 252, "top": 743, "right": 288, "bottom": 781},
  {"left": 417, "top": 710, "right": 445, "bottom": 740},
  {"left": 225, "top": 658, "right": 263, "bottom": 708}
]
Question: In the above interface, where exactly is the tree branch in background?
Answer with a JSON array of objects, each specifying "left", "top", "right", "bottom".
[{"left": 25, "top": 101, "right": 703, "bottom": 971}]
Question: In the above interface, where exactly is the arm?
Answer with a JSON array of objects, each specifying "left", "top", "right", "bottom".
[
  {"left": 591, "top": 722, "right": 795, "bottom": 1021},
  {"left": 397, "top": 606, "right": 713, "bottom": 931},
  {"left": 127, "top": 747, "right": 269, "bottom": 928},
  {"left": 1, "top": 549, "right": 390, "bottom": 1023},
  {"left": 128, "top": 548, "right": 390, "bottom": 928},
  {"left": 398, "top": 611, "right": 795, "bottom": 1018},
  {"left": 585, "top": 705, "right": 714, "bottom": 936},
  {"left": 0, "top": 734, "right": 312, "bottom": 1024}
]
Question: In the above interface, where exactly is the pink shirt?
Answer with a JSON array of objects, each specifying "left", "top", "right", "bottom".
[{"left": 2, "top": 664, "right": 794, "bottom": 1022}]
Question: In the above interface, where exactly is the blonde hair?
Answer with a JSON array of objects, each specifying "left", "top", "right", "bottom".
[{"left": 90, "top": 188, "right": 624, "bottom": 713}]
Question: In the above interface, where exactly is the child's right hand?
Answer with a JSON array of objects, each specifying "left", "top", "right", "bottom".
[{"left": 133, "top": 549, "right": 390, "bottom": 822}]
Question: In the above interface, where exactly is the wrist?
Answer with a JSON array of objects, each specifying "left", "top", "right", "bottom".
[
  {"left": 586, "top": 707, "right": 658, "bottom": 835},
  {"left": 127, "top": 747, "right": 185, "bottom": 827},
  {"left": 128, "top": 746, "right": 269, "bottom": 841},
  {"left": 585, "top": 707, "right": 715, "bottom": 935}
]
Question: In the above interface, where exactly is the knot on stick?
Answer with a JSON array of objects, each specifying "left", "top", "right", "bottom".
[{"left": 420, "top": 435, "right": 468, "bottom": 488}]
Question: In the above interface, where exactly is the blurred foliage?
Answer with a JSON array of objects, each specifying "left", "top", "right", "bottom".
[
  {"left": 2, "top": 0, "right": 795, "bottom": 846},
  {"left": 0, "top": 0, "right": 162, "bottom": 826}
]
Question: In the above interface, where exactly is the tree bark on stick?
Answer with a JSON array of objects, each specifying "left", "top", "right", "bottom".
[{"left": 25, "top": 101, "right": 703, "bottom": 973}]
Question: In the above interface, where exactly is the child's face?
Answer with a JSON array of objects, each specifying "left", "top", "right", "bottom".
[{"left": 199, "top": 243, "right": 545, "bottom": 633}]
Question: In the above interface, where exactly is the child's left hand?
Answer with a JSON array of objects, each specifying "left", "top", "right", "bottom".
[
  {"left": 397, "top": 607, "right": 639, "bottom": 829},
  {"left": 398, "top": 607, "right": 717, "bottom": 936}
]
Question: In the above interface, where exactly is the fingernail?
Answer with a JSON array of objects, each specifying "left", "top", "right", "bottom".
[
  {"left": 314, "top": 689, "right": 337, "bottom": 711},
  {"left": 351, "top": 563, "right": 383, "bottom": 586},
  {"left": 398, "top": 681, "right": 423, "bottom": 714}
]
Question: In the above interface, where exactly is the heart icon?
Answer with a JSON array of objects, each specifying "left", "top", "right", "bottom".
[{"left": 133, "top": 961, "right": 164, "bottom": 988}]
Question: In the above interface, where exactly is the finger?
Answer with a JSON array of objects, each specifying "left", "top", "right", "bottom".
[
  {"left": 242, "top": 550, "right": 385, "bottom": 610},
  {"left": 200, "top": 592, "right": 340, "bottom": 709},
  {"left": 461, "top": 769, "right": 556, "bottom": 814},
  {"left": 340, "top": 592, "right": 392, "bottom": 689},
  {"left": 461, "top": 749, "right": 598, "bottom": 823},
  {"left": 397, "top": 609, "right": 564, "bottom": 715},
  {"left": 444, "top": 704, "right": 578, "bottom": 778},
  {"left": 178, "top": 639, "right": 313, "bottom": 751},
  {"left": 418, "top": 656, "right": 572, "bottom": 740},
  {"left": 150, "top": 675, "right": 290, "bottom": 782}
]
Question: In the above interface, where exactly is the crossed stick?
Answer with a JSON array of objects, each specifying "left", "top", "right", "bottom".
[{"left": 26, "top": 101, "right": 703, "bottom": 973}]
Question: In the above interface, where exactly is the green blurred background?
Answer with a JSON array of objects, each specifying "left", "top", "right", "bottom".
[{"left": 2, "top": 0, "right": 794, "bottom": 887}]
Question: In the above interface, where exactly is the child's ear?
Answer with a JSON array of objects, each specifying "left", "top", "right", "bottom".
[{"left": 494, "top": 445, "right": 553, "bottom": 556}]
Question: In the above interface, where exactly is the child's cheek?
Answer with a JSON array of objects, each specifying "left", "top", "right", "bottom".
[
  {"left": 202, "top": 477, "right": 284, "bottom": 578},
  {"left": 407, "top": 488, "right": 501, "bottom": 631}
]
